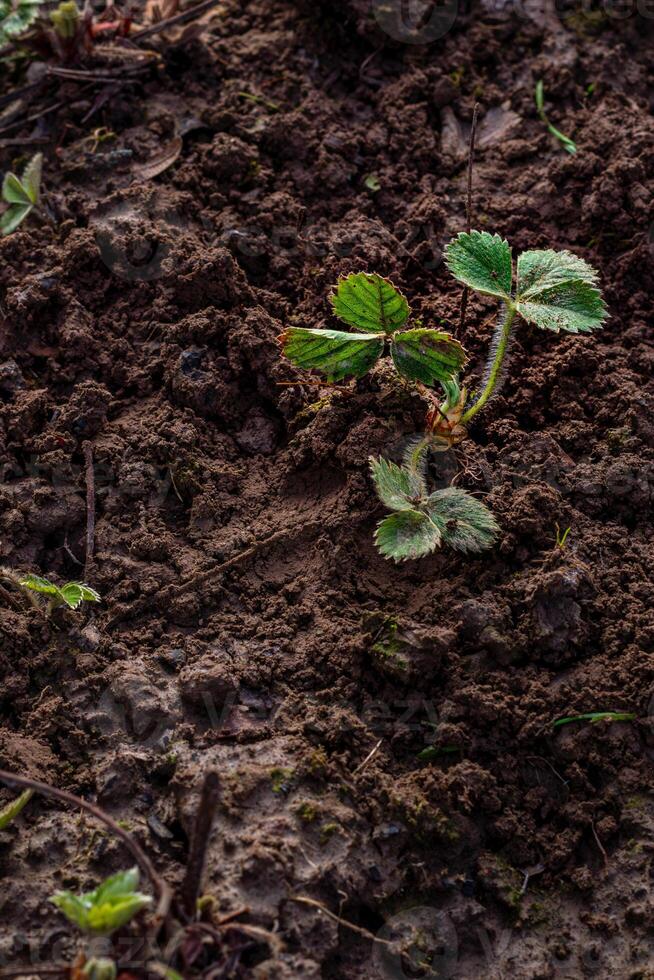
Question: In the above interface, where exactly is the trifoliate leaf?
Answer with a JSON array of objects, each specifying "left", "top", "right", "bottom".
[
  {"left": 2, "top": 172, "right": 31, "bottom": 205},
  {"left": 516, "top": 282, "right": 607, "bottom": 334},
  {"left": 426, "top": 488, "right": 499, "bottom": 554},
  {"left": 374, "top": 510, "right": 442, "bottom": 562},
  {"left": 94, "top": 867, "right": 141, "bottom": 903},
  {"left": 369, "top": 457, "right": 426, "bottom": 511},
  {"left": 19, "top": 574, "right": 60, "bottom": 596},
  {"left": 390, "top": 328, "right": 467, "bottom": 385},
  {"left": 21, "top": 153, "right": 42, "bottom": 205},
  {"left": 0, "top": 789, "right": 33, "bottom": 829},
  {"left": 0, "top": 203, "right": 33, "bottom": 235},
  {"left": 280, "top": 327, "right": 384, "bottom": 381},
  {"left": 331, "top": 272, "right": 410, "bottom": 334},
  {"left": 86, "top": 894, "right": 152, "bottom": 934},
  {"left": 59, "top": 583, "right": 101, "bottom": 609},
  {"left": 445, "top": 231, "right": 513, "bottom": 299}
]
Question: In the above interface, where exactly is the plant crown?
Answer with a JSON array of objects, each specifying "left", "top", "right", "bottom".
[{"left": 50, "top": 867, "right": 152, "bottom": 936}]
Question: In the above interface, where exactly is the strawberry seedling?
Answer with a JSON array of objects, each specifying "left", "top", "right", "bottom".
[
  {"left": 279, "top": 272, "right": 467, "bottom": 385},
  {"left": 50, "top": 867, "right": 153, "bottom": 936},
  {"left": 1, "top": 152, "right": 43, "bottom": 236},
  {"left": 19, "top": 573, "right": 100, "bottom": 612}
]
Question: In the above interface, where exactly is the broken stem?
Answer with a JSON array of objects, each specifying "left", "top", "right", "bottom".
[
  {"left": 179, "top": 771, "right": 221, "bottom": 920},
  {"left": 458, "top": 102, "right": 479, "bottom": 337}
]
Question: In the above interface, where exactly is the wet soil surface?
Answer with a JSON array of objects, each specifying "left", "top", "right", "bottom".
[{"left": 1, "top": 0, "right": 654, "bottom": 976}]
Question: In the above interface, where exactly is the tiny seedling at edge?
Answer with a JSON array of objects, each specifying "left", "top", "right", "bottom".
[
  {"left": 553, "top": 711, "right": 636, "bottom": 729},
  {"left": 20, "top": 573, "right": 100, "bottom": 612},
  {"left": 1, "top": 152, "right": 44, "bottom": 235},
  {"left": 50, "top": 866, "right": 153, "bottom": 936}
]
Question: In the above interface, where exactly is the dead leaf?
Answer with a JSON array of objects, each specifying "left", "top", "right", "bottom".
[{"left": 134, "top": 136, "right": 183, "bottom": 180}]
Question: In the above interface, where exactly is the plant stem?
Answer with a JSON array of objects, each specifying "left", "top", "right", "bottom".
[{"left": 461, "top": 304, "right": 517, "bottom": 425}]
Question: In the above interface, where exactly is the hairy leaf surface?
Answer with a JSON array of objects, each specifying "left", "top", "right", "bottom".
[
  {"left": 426, "top": 488, "right": 499, "bottom": 554},
  {"left": 374, "top": 510, "right": 442, "bottom": 562},
  {"left": 390, "top": 328, "right": 467, "bottom": 385},
  {"left": 445, "top": 231, "right": 513, "bottom": 299},
  {"left": 331, "top": 272, "right": 410, "bottom": 334},
  {"left": 516, "top": 281, "right": 607, "bottom": 333},
  {"left": 280, "top": 327, "right": 384, "bottom": 380},
  {"left": 369, "top": 457, "right": 426, "bottom": 511}
]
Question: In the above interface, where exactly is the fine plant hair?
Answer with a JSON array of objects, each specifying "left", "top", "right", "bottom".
[
  {"left": 279, "top": 232, "right": 607, "bottom": 562},
  {"left": 1, "top": 152, "right": 44, "bottom": 235}
]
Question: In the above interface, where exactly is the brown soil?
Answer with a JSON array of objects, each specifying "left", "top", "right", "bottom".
[{"left": 1, "top": 0, "right": 654, "bottom": 977}]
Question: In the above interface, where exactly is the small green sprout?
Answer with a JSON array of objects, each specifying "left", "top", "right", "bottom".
[
  {"left": 0, "top": 789, "right": 33, "bottom": 829},
  {"left": 0, "top": 0, "right": 43, "bottom": 43},
  {"left": 50, "top": 867, "right": 152, "bottom": 936},
  {"left": 363, "top": 173, "right": 381, "bottom": 193},
  {"left": 535, "top": 81, "right": 577, "bottom": 155},
  {"left": 370, "top": 456, "right": 499, "bottom": 561},
  {"left": 1, "top": 152, "right": 44, "bottom": 236},
  {"left": 555, "top": 524, "right": 572, "bottom": 549},
  {"left": 279, "top": 272, "right": 467, "bottom": 385},
  {"left": 50, "top": 0, "right": 78, "bottom": 37},
  {"left": 553, "top": 711, "right": 636, "bottom": 729},
  {"left": 20, "top": 574, "right": 100, "bottom": 611}
]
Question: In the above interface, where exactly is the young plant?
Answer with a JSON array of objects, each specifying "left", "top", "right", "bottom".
[
  {"left": 370, "top": 456, "right": 499, "bottom": 561},
  {"left": 1, "top": 152, "right": 43, "bottom": 236},
  {"left": 0, "top": 0, "right": 43, "bottom": 44},
  {"left": 443, "top": 230, "right": 607, "bottom": 425},
  {"left": 535, "top": 80, "right": 577, "bottom": 155},
  {"left": 50, "top": 867, "right": 152, "bottom": 936},
  {"left": 279, "top": 272, "right": 467, "bottom": 386},
  {"left": 20, "top": 573, "right": 100, "bottom": 611},
  {"left": 0, "top": 789, "right": 33, "bottom": 829}
]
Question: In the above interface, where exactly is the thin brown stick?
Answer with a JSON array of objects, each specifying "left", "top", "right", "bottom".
[
  {"left": 131, "top": 0, "right": 222, "bottom": 40},
  {"left": 458, "top": 102, "right": 480, "bottom": 338},
  {"left": 0, "top": 770, "right": 172, "bottom": 920},
  {"left": 591, "top": 821, "right": 608, "bottom": 867},
  {"left": 82, "top": 442, "right": 96, "bottom": 580},
  {"left": 179, "top": 771, "right": 221, "bottom": 919},
  {"left": 288, "top": 897, "right": 393, "bottom": 946}
]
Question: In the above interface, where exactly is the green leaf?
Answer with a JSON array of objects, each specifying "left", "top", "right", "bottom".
[
  {"left": 331, "top": 272, "right": 410, "bottom": 334},
  {"left": 50, "top": 892, "right": 91, "bottom": 931},
  {"left": 50, "top": 867, "right": 152, "bottom": 936},
  {"left": 552, "top": 711, "right": 636, "bottom": 729},
  {"left": 515, "top": 250, "right": 607, "bottom": 332},
  {"left": 59, "top": 583, "right": 101, "bottom": 609},
  {"left": 445, "top": 231, "right": 513, "bottom": 299},
  {"left": 19, "top": 574, "right": 60, "bottom": 596},
  {"left": 516, "top": 282, "right": 607, "bottom": 334},
  {"left": 86, "top": 894, "right": 152, "bottom": 934},
  {"left": 374, "top": 510, "right": 442, "bottom": 562},
  {"left": 280, "top": 327, "right": 384, "bottom": 381},
  {"left": 517, "top": 249, "right": 599, "bottom": 295},
  {"left": 2, "top": 172, "right": 31, "bottom": 205},
  {"left": 0, "top": 202, "right": 32, "bottom": 235},
  {"left": 390, "top": 328, "right": 467, "bottom": 385},
  {"left": 426, "top": 488, "right": 499, "bottom": 554},
  {"left": 0, "top": 0, "right": 43, "bottom": 41},
  {"left": 21, "top": 152, "right": 42, "bottom": 205},
  {"left": 369, "top": 457, "right": 426, "bottom": 511},
  {"left": 0, "top": 789, "right": 33, "bottom": 829}
]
